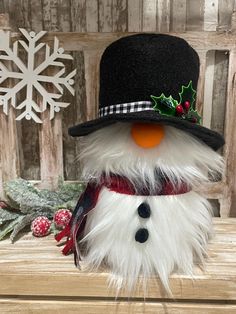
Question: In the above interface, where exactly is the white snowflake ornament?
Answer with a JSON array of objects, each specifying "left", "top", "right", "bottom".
[{"left": 0, "top": 28, "right": 76, "bottom": 123}]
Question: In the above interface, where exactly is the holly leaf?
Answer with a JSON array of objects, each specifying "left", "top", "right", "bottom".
[
  {"left": 151, "top": 94, "right": 178, "bottom": 116},
  {"left": 185, "top": 109, "right": 202, "bottom": 124},
  {"left": 179, "top": 81, "right": 196, "bottom": 107}
]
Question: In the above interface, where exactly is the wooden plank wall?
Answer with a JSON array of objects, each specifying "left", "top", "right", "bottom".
[{"left": 0, "top": 0, "right": 235, "bottom": 215}]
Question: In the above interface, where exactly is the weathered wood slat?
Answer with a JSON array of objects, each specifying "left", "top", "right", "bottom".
[
  {"left": 195, "top": 181, "right": 225, "bottom": 199},
  {"left": 204, "top": 0, "right": 219, "bottom": 31},
  {"left": 0, "top": 256, "right": 235, "bottom": 299},
  {"left": 218, "top": 0, "right": 235, "bottom": 31},
  {"left": 38, "top": 111, "right": 64, "bottom": 189},
  {"left": 0, "top": 108, "right": 21, "bottom": 198},
  {"left": 112, "top": 0, "right": 127, "bottom": 32},
  {"left": 157, "top": 0, "right": 170, "bottom": 32},
  {"left": 127, "top": 0, "right": 142, "bottom": 32},
  {"left": 203, "top": 0, "right": 218, "bottom": 131},
  {"left": 142, "top": 0, "right": 157, "bottom": 31},
  {"left": 203, "top": 50, "right": 215, "bottom": 128},
  {"left": 221, "top": 47, "right": 236, "bottom": 217},
  {"left": 7, "top": 3, "right": 42, "bottom": 181},
  {"left": 211, "top": 41, "right": 229, "bottom": 146},
  {"left": 0, "top": 14, "right": 20, "bottom": 198},
  {"left": 0, "top": 13, "right": 10, "bottom": 30},
  {"left": 56, "top": 0, "right": 71, "bottom": 32},
  {"left": 186, "top": 0, "right": 204, "bottom": 31},
  {"left": 0, "top": 218, "right": 235, "bottom": 300},
  {"left": 0, "top": 299, "right": 236, "bottom": 314},
  {"left": 211, "top": 51, "right": 228, "bottom": 137},
  {"left": 67, "top": 0, "right": 87, "bottom": 181},
  {"left": 84, "top": 49, "right": 102, "bottom": 121},
  {"left": 55, "top": 0, "right": 77, "bottom": 181},
  {"left": 98, "top": 0, "right": 113, "bottom": 32},
  {"left": 37, "top": 4, "right": 65, "bottom": 189},
  {"left": 86, "top": 0, "right": 99, "bottom": 32},
  {"left": 196, "top": 50, "right": 207, "bottom": 116},
  {"left": 170, "top": 0, "right": 187, "bottom": 32},
  {"left": 71, "top": 0, "right": 86, "bottom": 32},
  {"left": 11, "top": 31, "right": 235, "bottom": 51}
]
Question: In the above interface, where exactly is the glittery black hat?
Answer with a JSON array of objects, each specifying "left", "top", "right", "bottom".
[{"left": 69, "top": 33, "right": 224, "bottom": 150}]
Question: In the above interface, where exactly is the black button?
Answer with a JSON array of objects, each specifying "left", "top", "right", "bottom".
[
  {"left": 135, "top": 228, "right": 149, "bottom": 243},
  {"left": 138, "top": 203, "right": 151, "bottom": 218}
]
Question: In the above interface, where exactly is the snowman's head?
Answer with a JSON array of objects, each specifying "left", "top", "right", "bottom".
[{"left": 78, "top": 122, "right": 224, "bottom": 192}]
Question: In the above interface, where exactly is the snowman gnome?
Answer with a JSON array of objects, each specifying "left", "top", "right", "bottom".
[{"left": 56, "top": 34, "right": 225, "bottom": 293}]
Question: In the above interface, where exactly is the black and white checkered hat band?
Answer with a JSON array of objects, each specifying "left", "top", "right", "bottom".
[{"left": 99, "top": 101, "right": 153, "bottom": 117}]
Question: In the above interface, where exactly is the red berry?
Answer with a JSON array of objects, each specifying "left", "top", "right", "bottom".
[
  {"left": 53, "top": 209, "right": 72, "bottom": 229},
  {"left": 31, "top": 216, "right": 51, "bottom": 237},
  {"left": 184, "top": 101, "right": 190, "bottom": 111},
  {"left": 176, "top": 104, "right": 184, "bottom": 115}
]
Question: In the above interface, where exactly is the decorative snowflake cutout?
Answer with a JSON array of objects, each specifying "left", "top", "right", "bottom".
[{"left": 0, "top": 28, "right": 76, "bottom": 123}]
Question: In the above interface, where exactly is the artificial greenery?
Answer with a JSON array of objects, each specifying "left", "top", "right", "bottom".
[
  {"left": 151, "top": 80, "right": 201, "bottom": 124},
  {"left": 0, "top": 178, "right": 85, "bottom": 242},
  {"left": 179, "top": 80, "right": 196, "bottom": 106},
  {"left": 151, "top": 94, "right": 178, "bottom": 116}
]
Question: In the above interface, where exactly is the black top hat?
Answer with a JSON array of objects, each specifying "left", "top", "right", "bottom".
[{"left": 69, "top": 33, "right": 224, "bottom": 150}]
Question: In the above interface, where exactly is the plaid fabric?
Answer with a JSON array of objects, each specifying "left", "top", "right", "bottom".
[
  {"left": 56, "top": 175, "right": 190, "bottom": 262},
  {"left": 99, "top": 101, "right": 153, "bottom": 117}
]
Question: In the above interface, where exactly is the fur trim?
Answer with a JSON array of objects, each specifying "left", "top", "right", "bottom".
[
  {"left": 78, "top": 123, "right": 224, "bottom": 194},
  {"left": 75, "top": 122, "right": 223, "bottom": 294},
  {"left": 81, "top": 188, "right": 212, "bottom": 294}
]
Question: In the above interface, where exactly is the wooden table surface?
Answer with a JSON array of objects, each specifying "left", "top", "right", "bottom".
[{"left": 0, "top": 218, "right": 236, "bottom": 313}]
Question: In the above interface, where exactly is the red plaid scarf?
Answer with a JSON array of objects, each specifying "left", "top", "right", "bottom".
[{"left": 55, "top": 175, "right": 190, "bottom": 261}]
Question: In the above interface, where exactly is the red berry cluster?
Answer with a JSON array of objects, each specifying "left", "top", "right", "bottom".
[
  {"left": 31, "top": 209, "right": 72, "bottom": 237},
  {"left": 175, "top": 100, "right": 190, "bottom": 116}
]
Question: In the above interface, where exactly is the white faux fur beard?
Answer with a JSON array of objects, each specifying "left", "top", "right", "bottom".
[{"left": 77, "top": 123, "right": 224, "bottom": 294}]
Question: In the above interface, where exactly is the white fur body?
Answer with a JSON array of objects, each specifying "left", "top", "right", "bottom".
[
  {"left": 81, "top": 187, "right": 212, "bottom": 293},
  {"left": 77, "top": 122, "right": 223, "bottom": 293},
  {"left": 79, "top": 123, "right": 223, "bottom": 193}
]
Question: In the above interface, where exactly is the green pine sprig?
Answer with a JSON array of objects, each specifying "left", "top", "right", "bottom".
[{"left": 0, "top": 178, "right": 85, "bottom": 242}]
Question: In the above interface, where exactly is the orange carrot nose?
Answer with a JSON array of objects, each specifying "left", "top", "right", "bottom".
[{"left": 131, "top": 123, "right": 165, "bottom": 148}]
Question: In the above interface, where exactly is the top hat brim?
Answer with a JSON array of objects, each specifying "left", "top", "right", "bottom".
[{"left": 68, "top": 111, "right": 224, "bottom": 151}]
